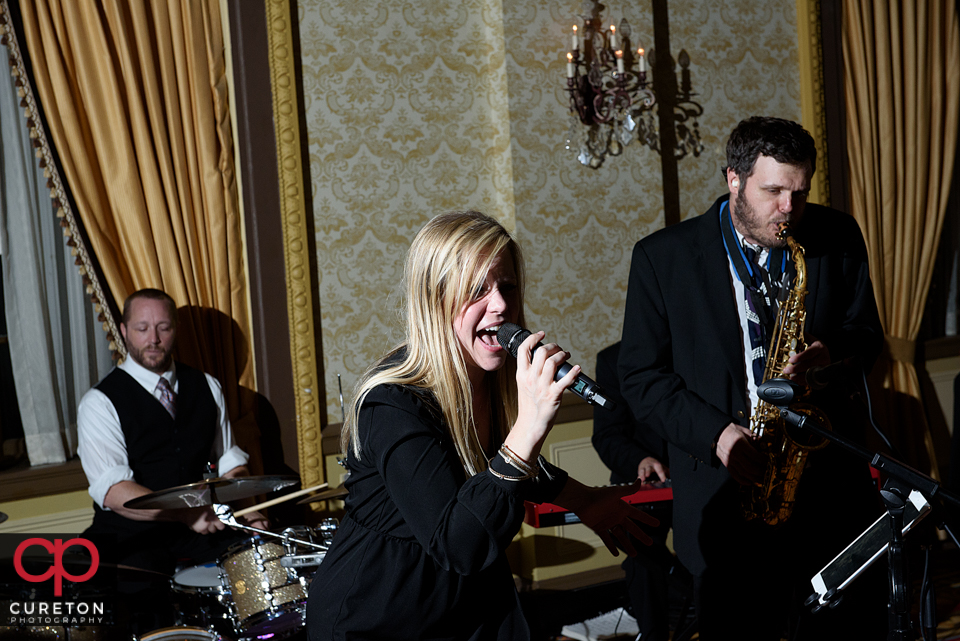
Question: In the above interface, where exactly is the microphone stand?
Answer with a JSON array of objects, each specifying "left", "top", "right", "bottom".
[{"left": 758, "top": 379, "right": 960, "bottom": 641}]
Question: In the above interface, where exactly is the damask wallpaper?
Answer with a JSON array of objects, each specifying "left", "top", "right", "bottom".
[{"left": 297, "top": 0, "right": 803, "bottom": 419}]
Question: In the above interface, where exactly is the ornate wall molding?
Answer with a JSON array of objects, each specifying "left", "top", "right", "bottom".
[
  {"left": 796, "top": 0, "right": 831, "bottom": 206},
  {"left": 263, "top": 0, "right": 325, "bottom": 487}
]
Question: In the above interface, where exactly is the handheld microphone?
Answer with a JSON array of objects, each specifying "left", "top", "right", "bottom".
[{"left": 496, "top": 323, "right": 617, "bottom": 411}]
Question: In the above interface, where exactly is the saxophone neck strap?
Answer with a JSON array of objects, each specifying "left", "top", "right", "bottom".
[{"left": 719, "top": 200, "right": 789, "bottom": 289}]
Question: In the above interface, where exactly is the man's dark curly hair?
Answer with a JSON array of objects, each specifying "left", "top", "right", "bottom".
[{"left": 722, "top": 116, "right": 817, "bottom": 180}]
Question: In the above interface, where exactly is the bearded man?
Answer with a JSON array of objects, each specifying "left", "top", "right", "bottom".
[
  {"left": 77, "top": 288, "right": 266, "bottom": 574},
  {"left": 619, "top": 117, "right": 886, "bottom": 640}
]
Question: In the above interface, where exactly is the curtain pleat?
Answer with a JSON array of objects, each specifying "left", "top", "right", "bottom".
[
  {"left": 844, "top": 0, "right": 960, "bottom": 477},
  {"left": 18, "top": 0, "right": 260, "bottom": 471}
]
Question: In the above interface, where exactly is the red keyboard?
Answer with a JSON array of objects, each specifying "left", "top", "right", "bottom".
[
  {"left": 524, "top": 467, "right": 880, "bottom": 528},
  {"left": 523, "top": 482, "right": 673, "bottom": 528}
]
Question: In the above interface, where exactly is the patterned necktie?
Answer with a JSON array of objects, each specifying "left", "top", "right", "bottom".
[
  {"left": 743, "top": 245, "right": 770, "bottom": 386},
  {"left": 156, "top": 376, "right": 177, "bottom": 419}
]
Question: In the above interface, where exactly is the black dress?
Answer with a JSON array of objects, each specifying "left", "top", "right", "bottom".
[{"left": 306, "top": 384, "right": 568, "bottom": 641}]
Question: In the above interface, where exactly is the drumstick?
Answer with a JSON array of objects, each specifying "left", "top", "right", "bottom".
[{"left": 234, "top": 482, "right": 328, "bottom": 517}]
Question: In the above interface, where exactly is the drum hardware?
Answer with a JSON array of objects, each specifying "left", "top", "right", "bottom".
[
  {"left": 277, "top": 521, "right": 337, "bottom": 569},
  {"left": 278, "top": 525, "right": 321, "bottom": 554},
  {"left": 317, "top": 517, "right": 339, "bottom": 544},
  {"left": 213, "top": 504, "right": 326, "bottom": 550},
  {"left": 279, "top": 553, "right": 326, "bottom": 568}
]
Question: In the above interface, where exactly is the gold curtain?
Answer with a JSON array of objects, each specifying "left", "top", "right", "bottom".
[
  {"left": 18, "top": 0, "right": 260, "bottom": 471},
  {"left": 844, "top": 0, "right": 960, "bottom": 477}
]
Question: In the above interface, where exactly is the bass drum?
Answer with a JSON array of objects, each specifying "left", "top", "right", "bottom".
[{"left": 139, "top": 628, "right": 218, "bottom": 641}]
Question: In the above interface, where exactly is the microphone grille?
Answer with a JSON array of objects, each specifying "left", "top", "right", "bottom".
[{"left": 496, "top": 323, "right": 528, "bottom": 358}]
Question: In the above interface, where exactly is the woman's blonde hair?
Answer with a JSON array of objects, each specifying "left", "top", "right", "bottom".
[{"left": 342, "top": 211, "right": 525, "bottom": 476}]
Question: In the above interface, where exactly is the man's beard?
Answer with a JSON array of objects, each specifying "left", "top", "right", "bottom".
[
  {"left": 129, "top": 345, "right": 173, "bottom": 373},
  {"left": 732, "top": 187, "right": 788, "bottom": 249}
]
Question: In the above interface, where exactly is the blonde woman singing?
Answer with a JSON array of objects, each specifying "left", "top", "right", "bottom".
[{"left": 307, "top": 211, "right": 656, "bottom": 641}]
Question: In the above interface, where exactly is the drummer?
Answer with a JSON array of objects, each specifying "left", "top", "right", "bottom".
[{"left": 77, "top": 288, "right": 268, "bottom": 575}]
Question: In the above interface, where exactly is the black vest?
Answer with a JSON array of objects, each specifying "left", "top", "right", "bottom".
[{"left": 88, "top": 362, "right": 218, "bottom": 537}]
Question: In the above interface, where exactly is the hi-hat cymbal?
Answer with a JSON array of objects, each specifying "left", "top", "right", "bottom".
[
  {"left": 124, "top": 475, "right": 300, "bottom": 510},
  {"left": 297, "top": 486, "right": 349, "bottom": 504}
]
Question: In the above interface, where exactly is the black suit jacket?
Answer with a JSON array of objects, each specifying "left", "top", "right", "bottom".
[
  {"left": 593, "top": 342, "right": 668, "bottom": 485},
  {"left": 618, "top": 195, "right": 883, "bottom": 575}
]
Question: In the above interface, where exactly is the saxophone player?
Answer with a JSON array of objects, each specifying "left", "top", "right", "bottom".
[{"left": 619, "top": 117, "right": 886, "bottom": 640}]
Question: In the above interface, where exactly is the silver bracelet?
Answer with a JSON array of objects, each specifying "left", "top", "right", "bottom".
[{"left": 489, "top": 465, "right": 538, "bottom": 482}]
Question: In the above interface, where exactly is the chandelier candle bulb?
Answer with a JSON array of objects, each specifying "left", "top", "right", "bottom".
[
  {"left": 572, "top": 25, "right": 578, "bottom": 50},
  {"left": 609, "top": 25, "right": 617, "bottom": 49},
  {"left": 638, "top": 48, "right": 647, "bottom": 72},
  {"left": 567, "top": 52, "right": 575, "bottom": 78},
  {"left": 615, "top": 50, "right": 624, "bottom": 74}
]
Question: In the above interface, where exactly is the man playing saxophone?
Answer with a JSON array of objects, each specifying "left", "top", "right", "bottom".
[{"left": 619, "top": 117, "right": 886, "bottom": 640}]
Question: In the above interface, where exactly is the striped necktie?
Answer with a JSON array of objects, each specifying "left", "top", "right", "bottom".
[
  {"left": 743, "top": 245, "right": 770, "bottom": 386},
  {"left": 156, "top": 376, "right": 177, "bottom": 419}
]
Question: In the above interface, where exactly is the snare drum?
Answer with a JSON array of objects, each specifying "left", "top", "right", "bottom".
[
  {"left": 170, "top": 562, "right": 233, "bottom": 635},
  {"left": 218, "top": 536, "right": 306, "bottom": 638},
  {"left": 139, "top": 627, "right": 219, "bottom": 641}
]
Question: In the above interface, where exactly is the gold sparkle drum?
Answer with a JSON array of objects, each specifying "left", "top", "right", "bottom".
[
  {"left": 139, "top": 628, "right": 219, "bottom": 641},
  {"left": 218, "top": 536, "right": 306, "bottom": 638}
]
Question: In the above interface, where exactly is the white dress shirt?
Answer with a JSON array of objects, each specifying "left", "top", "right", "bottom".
[{"left": 77, "top": 357, "right": 249, "bottom": 509}]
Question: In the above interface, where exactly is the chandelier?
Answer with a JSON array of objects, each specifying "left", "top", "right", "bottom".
[{"left": 564, "top": 1, "right": 704, "bottom": 168}]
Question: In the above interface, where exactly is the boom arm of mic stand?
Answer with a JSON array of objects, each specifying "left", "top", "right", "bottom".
[
  {"left": 213, "top": 503, "right": 326, "bottom": 550},
  {"left": 776, "top": 406, "right": 960, "bottom": 511},
  {"left": 776, "top": 402, "right": 960, "bottom": 637}
]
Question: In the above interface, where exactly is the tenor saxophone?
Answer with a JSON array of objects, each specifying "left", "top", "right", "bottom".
[{"left": 742, "top": 223, "right": 831, "bottom": 526}]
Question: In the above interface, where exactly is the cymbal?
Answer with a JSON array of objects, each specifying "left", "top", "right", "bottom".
[
  {"left": 297, "top": 486, "right": 349, "bottom": 504},
  {"left": 124, "top": 475, "right": 300, "bottom": 510}
]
